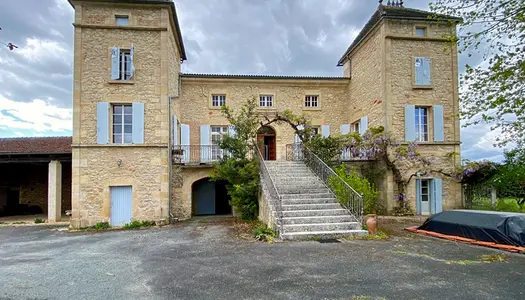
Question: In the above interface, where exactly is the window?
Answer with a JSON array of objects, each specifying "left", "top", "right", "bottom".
[
  {"left": 414, "top": 56, "right": 431, "bottom": 86},
  {"left": 117, "top": 49, "right": 132, "bottom": 81},
  {"left": 305, "top": 95, "right": 319, "bottom": 107},
  {"left": 351, "top": 122, "right": 360, "bottom": 133},
  {"left": 212, "top": 95, "right": 226, "bottom": 107},
  {"left": 311, "top": 127, "right": 319, "bottom": 135},
  {"left": 113, "top": 104, "right": 133, "bottom": 144},
  {"left": 420, "top": 180, "right": 430, "bottom": 202},
  {"left": 116, "top": 16, "right": 129, "bottom": 26},
  {"left": 415, "top": 106, "right": 429, "bottom": 142},
  {"left": 415, "top": 27, "right": 426, "bottom": 37},
  {"left": 259, "top": 95, "right": 273, "bottom": 107},
  {"left": 211, "top": 126, "right": 228, "bottom": 160}
]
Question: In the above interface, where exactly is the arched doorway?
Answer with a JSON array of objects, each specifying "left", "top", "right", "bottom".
[
  {"left": 257, "top": 126, "right": 276, "bottom": 160},
  {"left": 192, "top": 178, "right": 232, "bottom": 216}
]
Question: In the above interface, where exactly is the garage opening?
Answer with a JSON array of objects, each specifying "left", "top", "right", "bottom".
[{"left": 192, "top": 178, "right": 232, "bottom": 216}]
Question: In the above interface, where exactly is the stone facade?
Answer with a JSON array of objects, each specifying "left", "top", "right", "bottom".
[{"left": 70, "top": 1, "right": 461, "bottom": 226}]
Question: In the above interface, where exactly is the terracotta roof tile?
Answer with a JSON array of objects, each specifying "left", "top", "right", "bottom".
[{"left": 0, "top": 137, "right": 72, "bottom": 154}]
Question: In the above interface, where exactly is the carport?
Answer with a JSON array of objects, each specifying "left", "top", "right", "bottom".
[{"left": 0, "top": 137, "right": 72, "bottom": 223}]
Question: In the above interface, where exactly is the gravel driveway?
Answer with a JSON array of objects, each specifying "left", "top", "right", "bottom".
[{"left": 1, "top": 218, "right": 524, "bottom": 300}]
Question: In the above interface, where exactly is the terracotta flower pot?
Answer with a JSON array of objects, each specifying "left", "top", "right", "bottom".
[{"left": 366, "top": 214, "right": 377, "bottom": 235}]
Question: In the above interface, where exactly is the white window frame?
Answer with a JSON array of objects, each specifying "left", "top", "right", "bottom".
[
  {"left": 420, "top": 179, "right": 430, "bottom": 202},
  {"left": 211, "top": 126, "right": 228, "bottom": 160},
  {"left": 211, "top": 95, "right": 226, "bottom": 107},
  {"left": 112, "top": 104, "right": 133, "bottom": 144},
  {"left": 415, "top": 27, "right": 426, "bottom": 37},
  {"left": 305, "top": 95, "right": 319, "bottom": 107},
  {"left": 259, "top": 95, "right": 273, "bottom": 107},
  {"left": 415, "top": 106, "right": 429, "bottom": 142},
  {"left": 118, "top": 49, "right": 132, "bottom": 81},
  {"left": 351, "top": 122, "right": 360, "bottom": 133},
  {"left": 115, "top": 15, "right": 129, "bottom": 26}
]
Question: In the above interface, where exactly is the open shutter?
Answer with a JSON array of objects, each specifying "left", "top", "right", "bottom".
[
  {"left": 340, "top": 124, "right": 350, "bottom": 135},
  {"left": 130, "top": 44, "right": 135, "bottom": 79},
  {"left": 180, "top": 124, "right": 190, "bottom": 163},
  {"left": 96, "top": 102, "right": 109, "bottom": 144},
  {"left": 416, "top": 179, "right": 422, "bottom": 215},
  {"left": 173, "top": 115, "right": 178, "bottom": 146},
  {"left": 359, "top": 116, "right": 368, "bottom": 135},
  {"left": 321, "top": 125, "right": 330, "bottom": 137},
  {"left": 415, "top": 57, "right": 431, "bottom": 86},
  {"left": 132, "top": 102, "right": 144, "bottom": 144},
  {"left": 295, "top": 125, "right": 304, "bottom": 144},
  {"left": 340, "top": 124, "right": 350, "bottom": 160},
  {"left": 200, "top": 125, "right": 211, "bottom": 163},
  {"left": 432, "top": 178, "right": 443, "bottom": 214},
  {"left": 405, "top": 104, "right": 416, "bottom": 141},
  {"left": 228, "top": 125, "right": 236, "bottom": 137},
  {"left": 111, "top": 47, "right": 120, "bottom": 80},
  {"left": 433, "top": 105, "right": 444, "bottom": 142}
]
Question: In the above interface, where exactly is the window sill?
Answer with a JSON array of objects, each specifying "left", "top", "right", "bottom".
[
  {"left": 208, "top": 106, "right": 224, "bottom": 110},
  {"left": 303, "top": 107, "right": 322, "bottom": 111},
  {"left": 108, "top": 80, "right": 135, "bottom": 85},
  {"left": 401, "top": 141, "right": 460, "bottom": 146},
  {"left": 257, "top": 107, "right": 276, "bottom": 111},
  {"left": 412, "top": 85, "right": 433, "bottom": 90}
]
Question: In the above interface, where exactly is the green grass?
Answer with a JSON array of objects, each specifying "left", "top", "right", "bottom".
[
  {"left": 471, "top": 197, "right": 524, "bottom": 213},
  {"left": 34, "top": 218, "right": 45, "bottom": 224},
  {"left": 123, "top": 220, "right": 156, "bottom": 229}
]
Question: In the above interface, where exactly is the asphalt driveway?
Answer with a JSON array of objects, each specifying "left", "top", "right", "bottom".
[{"left": 0, "top": 219, "right": 524, "bottom": 300}]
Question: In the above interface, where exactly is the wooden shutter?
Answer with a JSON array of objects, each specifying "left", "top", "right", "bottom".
[
  {"left": 200, "top": 125, "right": 211, "bottom": 163},
  {"left": 321, "top": 125, "right": 330, "bottom": 137},
  {"left": 432, "top": 178, "right": 443, "bottom": 214},
  {"left": 359, "top": 116, "right": 368, "bottom": 135},
  {"left": 228, "top": 125, "right": 236, "bottom": 137},
  {"left": 131, "top": 102, "right": 144, "bottom": 144},
  {"left": 180, "top": 124, "right": 190, "bottom": 163},
  {"left": 340, "top": 124, "right": 350, "bottom": 135},
  {"left": 433, "top": 105, "right": 445, "bottom": 142},
  {"left": 416, "top": 179, "right": 422, "bottom": 215},
  {"left": 111, "top": 47, "right": 120, "bottom": 80},
  {"left": 96, "top": 102, "right": 109, "bottom": 144},
  {"left": 173, "top": 115, "right": 178, "bottom": 146},
  {"left": 130, "top": 44, "right": 135, "bottom": 79},
  {"left": 415, "top": 57, "right": 431, "bottom": 86},
  {"left": 405, "top": 104, "right": 416, "bottom": 141}
]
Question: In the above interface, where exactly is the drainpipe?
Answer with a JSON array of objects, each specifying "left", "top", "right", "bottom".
[{"left": 168, "top": 95, "right": 173, "bottom": 223}]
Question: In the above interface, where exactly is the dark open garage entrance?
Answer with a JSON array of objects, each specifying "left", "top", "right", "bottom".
[
  {"left": 192, "top": 178, "right": 232, "bottom": 216},
  {"left": 0, "top": 137, "right": 72, "bottom": 222}
]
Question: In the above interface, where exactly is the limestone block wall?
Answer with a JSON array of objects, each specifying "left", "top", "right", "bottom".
[
  {"left": 177, "top": 78, "right": 350, "bottom": 160},
  {"left": 171, "top": 166, "right": 213, "bottom": 220}
]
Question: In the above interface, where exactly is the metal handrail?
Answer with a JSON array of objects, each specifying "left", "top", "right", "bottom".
[
  {"left": 254, "top": 144, "right": 283, "bottom": 236},
  {"left": 287, "top": 143, "right": 364, "bottom": 223}
]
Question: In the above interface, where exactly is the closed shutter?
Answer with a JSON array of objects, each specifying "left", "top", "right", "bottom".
[
  {"left": 295, "top": 125, "right": 304, "bottom": 144},
  {"left": 111, "top": 47, "right": 120, "bottom": 80},
  {"left": 340, "top": 124, "right": 350, "bottom": 135},
  {"left": 200, "top": 125, "right": 211, "bottom": 163},
  {"left": 321, "top": 125, "right": 330, "bottom": 137},
  {"left": 415, "top": 57, "right": 431, "bottom": 86},
  {"left": 359, "top": 116, "right": 368, "bottom": 135},
  {"left": 180, "top": 124, "right": 190, "bottom": 163},
  {"left": 416, "top": 180, "right": 422, "bottom": 215},
  {"left": 433, "top": 105, "right": 445, "bottom": 142},
  {"left": 130, "top": 44, "right": 135, "bottom": 79},
  {"left": 432, "top": 178, "right": 443, "bottom": 214},
  {"left": 131, "top": 102, "right": 144, "bottom": 144},
  {"left": 173, "top": 115, "right": 178, "bottom": 146},
  {"left": 96, "top": 102, "right": 109, "bottom": 144},
  {"left": 405, "top": 104, "right": 416, "bottom": 141}
]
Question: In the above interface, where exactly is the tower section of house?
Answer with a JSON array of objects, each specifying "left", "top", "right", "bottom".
[
  {"left": 338, "top": 3, "right": 462, "bottom": 214},
  {"left": 68, "top": 0, "right": 186, "bottom": 228}
]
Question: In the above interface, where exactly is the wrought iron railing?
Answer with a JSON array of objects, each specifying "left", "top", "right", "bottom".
[
  {"left": 255, "top": 144, "right": 283, "bottom": 236},
  {"left": 172, "top": 145, "right": 232, "bottom": 164},
  {"left": 286, "top": 143, "right": 364, "bottom": 223},
  {"left": 286, "top": 143, "right": 373, "bottom": 162}
]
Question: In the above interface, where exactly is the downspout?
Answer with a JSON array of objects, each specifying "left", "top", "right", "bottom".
[{"left": 168, "top": 72, "right": 182, "bottom": 222}]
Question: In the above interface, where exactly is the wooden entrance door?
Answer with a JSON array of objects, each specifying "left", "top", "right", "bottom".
[{"left": 257, "top": 126, "right": 276, "bottom": 160}]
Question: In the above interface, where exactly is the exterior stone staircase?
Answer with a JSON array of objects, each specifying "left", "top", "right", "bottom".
[{"left": 265, "top": 161, "right": 367, "bottom": 240}]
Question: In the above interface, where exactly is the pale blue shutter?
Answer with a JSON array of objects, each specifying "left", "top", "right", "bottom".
[
  {"left": 132, "top": 102, "right": 144, "bottom": 144},
  {"left": 173, "top": 115, "right": 178, "bottom": 146},
  {"left": 432, "top": 178, "right": 443, "bottom": 214},
  {"left": 359, "top": 116, "right": 368, "bottom": 135},
  {"left": 228, "top": 125, "right": 236, "bottom": 137},
  {"left": 180, "top": 124, "right": 190, "bottom": 163},
  {"left": 405, "top": 104, "right": 416, "bottom": 141},
  {"left": 340, "top": 124, "right": 350, "bottom": 135},
  {"left": 97, "top": 102, "right": 109, "bottom": 144},
  {"left": 416, "top": 179, "right": 422, "bottom": 215},
  {"left": 295, "top": 125, "right": 304, "bottom": 144},
  {"left": 415, "top": 57, "right": 431, "bottom": 86},
  {"left": 321, "top": 125, "right": 330, "bottom": 137},
  {"left": 433, "top": 105, "right": 444, "bottom": 142},
  {"left": 200, "top": 125, "right": 211, "bottom": 163},
  {"left": 130, "top": 44, "right": 135, "bottom": 79},
  {"left": 111, "top": 47, "right": 120, "bottom": 80}
]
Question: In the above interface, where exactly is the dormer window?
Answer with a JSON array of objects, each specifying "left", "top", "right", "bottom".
[{"left": 116, "top": 16, "right": 129, "bottom": 26}]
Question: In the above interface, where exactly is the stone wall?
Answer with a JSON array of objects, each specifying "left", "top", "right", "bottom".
[{"left": 171, "top": 166, "right": 213, "bottom": 220}]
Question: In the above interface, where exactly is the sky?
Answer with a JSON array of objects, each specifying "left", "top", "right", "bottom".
[{"left": 0, "top": 0, "right": 509, "bottom": 161}]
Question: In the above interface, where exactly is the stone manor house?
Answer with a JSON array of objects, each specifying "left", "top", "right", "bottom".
[{"left": 1, "top": 0, "right": 463, "bottom": 236}]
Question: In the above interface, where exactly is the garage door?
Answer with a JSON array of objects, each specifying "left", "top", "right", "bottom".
[{"left": 110, "top": 186, "right": 132, "bottom": 226}]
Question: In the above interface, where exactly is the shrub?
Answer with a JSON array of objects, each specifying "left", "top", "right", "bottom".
[
  {"left": 305, "top": 135, "right": 343, "bottom": 166},
  {"left": 94, "top": 222, "right": 111, "bottom": 230},
  {"left": 252, "top": 223, "right": 277, "bottom": 243},
  {"left": 123, "top": 220, "right": 156, "bottom": 229},
  {"left": 495, "top": 198, "right": 522, "bottom": 213},
  {"left": 34, "top": 218, "right": 45, "bottom": 224},
  {"left": 329, "top": 164, "right": 379, "bottom": 215}
]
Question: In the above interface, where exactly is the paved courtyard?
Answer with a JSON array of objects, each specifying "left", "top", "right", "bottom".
[{"left": 0, "top": 218, "right": 524, "bottom": 300}]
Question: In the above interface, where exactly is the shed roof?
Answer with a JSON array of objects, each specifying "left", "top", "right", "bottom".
[{"left": 0, "top": 137, "right": 72, "bottom": 154}]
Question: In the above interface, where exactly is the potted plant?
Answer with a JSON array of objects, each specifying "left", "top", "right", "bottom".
[{"left": 173, "top": 148, "right": 184, "bottom": 162}]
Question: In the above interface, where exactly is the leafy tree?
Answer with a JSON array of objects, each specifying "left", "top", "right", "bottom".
[
  {"left": 491, "top": 149, "right": 525, "bottom": 204},
  {"left": 304, "top": 135, "right": 344, "bottom": 167},
  {"left": 429, "top": 0, "right": 525, "bottom": 147}
]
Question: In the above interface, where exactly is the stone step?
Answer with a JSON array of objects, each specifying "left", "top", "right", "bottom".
[
  {"left": 281, "top": 203, "right": 342, "bottom": 211},
  {"left": 278, "top": 187, "right": 330, "bottom": 194},
  {"left": 275, "top": 182, "right": 326, "bottom": 189},
  {"left": 281, "top": 229, "right": 368, "bottom": 241},
  {"left": 281, "top": 193, "right": 333, "bottom": 199},
  {"left": 265, "top": 161, "right": 306, "bottom": 166},
  {"left": 272, "top": 177, "right": 322, "bottom": 183},
  {"left": 267, "top": 167, "right": 311, "bottom": 172},
  {"left": 282, "top": 215, "right": 354, "bottom": 225},
  {"left": 270, "top": 172, "right": 316, "bottom": 178},
  {"left": 282, "top": 222, "right": 361, "bottom": 233},
  {"left": 281, "top": 198, "right": 339, "bottom": 205},
  {"left": 280, "top": 209, "right": 348, "bottom": 217}
]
